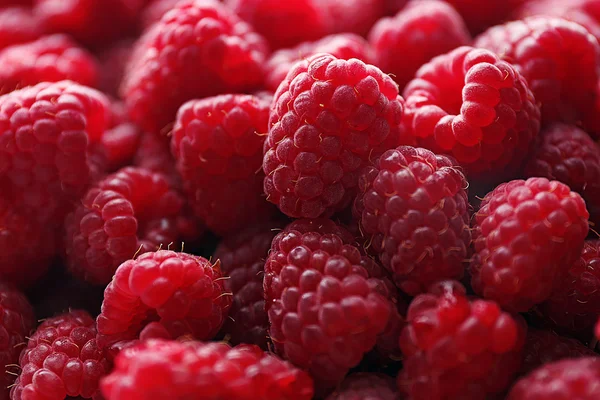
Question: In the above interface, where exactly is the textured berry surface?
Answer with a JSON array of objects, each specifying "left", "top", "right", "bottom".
[
  {"left": 0, "top": 6, "right": 42, "bottom": 51},
  {"left": 264, "top": 53, "right": 404, "bottom": 218},
  {"left": 140, "top": 0, "right": 181, "bottom": 29},
  {"left": 470, "top": 178, "right": 589, "bottom": 312},
  {"left": 401, "top": 46, "right": 540, "bottom": 180},
  {"left": 99, "top": 121, "right": 142, "bottom": 173},
  {"left": 101, "top": 339, "right": 314, "bottom": 400},
  {"left": 11, "top": 310, "right": 108, "bottom": 400},
  {"left": 399, "top": 281, "right": 526, "bottom": 400},
  {"left": 354, "top": 146, "right": 471, "bottom": 295},
  {"left": 326, "top": 373, "right": 401, "bottom": 400}
]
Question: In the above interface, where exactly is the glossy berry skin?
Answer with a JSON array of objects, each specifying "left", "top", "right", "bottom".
[
  {"left": 263, "top": 53, "right": 404, "bottom": 219},
  {"left": 171, "top": 94, "right": 274, "bottom": 236},
  {"left": 401, "top": 46, "right": 540, "bottom": 180},
  {"left": 96, "top": 250, "right": 232, "bottom": 350},
  {"left": 399, "top": 281, "right": 526, "bottom": 400},
  {"left": 121, "top": 0, "right": 268, "bottom": 134},
  {"left": 100, "top": 339, "right": 314, "bottom": 400},
  {"left": 326, "top": 373, "right": 401, "bottom": 400},
  {"left": 11, "top": 310, "right": 108, "bottom": 400},
  {"left": 470, "top": 178, "right": 589, "bottom": 312},
  {"left": 0, "top": 7, "right": 42, "bottom": 51},
  {"left": 369, "top": 0, "right": 471, "bottom": 91},
  {"left": 354, "top": 146, "right": 471, "bottom": 296}
]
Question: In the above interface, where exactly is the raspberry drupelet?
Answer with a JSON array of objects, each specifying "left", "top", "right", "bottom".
[
  {"left": 10, "top": 310, "right": 109, "bottom": 400},
  {"left": 401, "top": 46, "right": 540, "bottom": 181},
  {"left": 140, "top": 0, "right": 181, "bottom": 30},
  {"left": 263, "top": 53, "right": 404, "bottom": 219},
  {"left": 100, "top": 339, "right": 314, "bottom": 400},
  {"left": 399, "top": 280, "right": 526, "bottom": 400},
  {"left": 326, "top": 373, "right": 401, "bottom": 400},
  {"left": 470, "top": 177, "right": 589, "bottom": 312},
  {"left": 0, "top": 7, "right": 42, "bottom": 51},
  {"left": 121, "top": 0, "right": 268, "bottom": 134}
]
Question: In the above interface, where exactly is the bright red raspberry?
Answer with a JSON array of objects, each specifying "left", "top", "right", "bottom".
[
  {"left": 10, "top": 310, "right": 109, "bottom": 400},
  {"left": 326, "top": 373, "right": 400, "bottom": 400},
  {"left": 443, "top": 0, "right": 526, "bottom": 34},
  {"left": 369, "top": 0, "right": 471, "bottom": 91},
  {"left": 399, "top": 281, "right": 526, "bottom": 400},
  {"left": 122, "top": 0, "right": 268, "bottom": 134},
  {"left": 171, "top": 94, "right": 275, "bottom": 236},
  {"left": 353, "top": 146, "right": 471, "bottom": 296},
  {"left": 101, "top": 339, "right": 314, "bottom": 400},
  {"left": 507, "top": 357, "right": 600, "bottom": 400},
  {"left": 96, "top": 250, "right": 232, "bottom": 350},
  {"left": 475, "top": 16, "right": 600, "bottom": 124},
  {"left": 264, "top": 53, "right": 404, "bottom": 219},
  {"left": 264, "top": 33, "right": 373, "bottom": 92},
  {"left": 97, "top": 40, "right": 134, "bottom": 98},
  {"left": 401, "top": 46, "right": 540, "bottom": 180},
  {"left": 140, "top": 0, "right": 180, "bottom": 30},
  {"left": 470, "top": 178, "right": 589, "bottom": 312},
  {"left": 0, "top": 6, "right": 42, "bottom": 51}
]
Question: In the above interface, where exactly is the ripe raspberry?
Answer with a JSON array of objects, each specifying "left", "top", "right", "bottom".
[
  {"left": 264, "top": 53, "right": 404, "bottom": 219},
  {"left": 369, "top": 0, "right": 471, "bottom": 91},
  {"left": 264, "top": 33, "right": 373, "bottom": 92},
  {"left": 326, "top": 373, "right": 400, "bottom": 400},
  {"left": 475, "top": 16, "right": 600, "bottom": 124},
  {"left": 324, "top": 0, "right": 386, "bottom": 37},
  {"left": 10, "top": 310, "right": 108, "bottom": 400},
  {"left": 443, "top": 0, "right": 526, "bottom": 34},
  {"left": 507, "top": 357, "right": 600, "bottom": 400},
  {"left": 524, "top": 124, "right": 600, "bottom": 225},
  {"left": 141, "top": 0, "right": 184, "bottom": 30},
  {"left": 97, "top": 40, "right": 134, "bottom": 98},
  {"left": 133, "top": 132, "right": 178, "bottom": 182},
  {"left": 101, "top": 339, "right": 314, "bottom": 400},
  {"left": 96, "top": 250, "right": 232, "bottom": 350},
  {"left": 171, "top": 94, "right": 275, "bottom": 236},
  {"left": 353, "top": 146, "right": 471, "bottom": 296},
  {"left": 122, "top": 0, "right": 268, "bottom": 134},
  {"left": 0, "top": 6, "right": 42, "bottom": 51},
  {"left": 399, "top": 280, "right": 526, "bottom": 400},
  {"left": 470, "top": 178, "right": 589, "bottom": 312},
  {"left": 401, "top": 46, "right": 540, "bottom": 180},
  {"left": 99, "top": 122, "right": 142, "bottom": 173}
]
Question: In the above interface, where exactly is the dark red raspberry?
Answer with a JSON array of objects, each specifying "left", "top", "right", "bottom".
[
  {"left": 369, "top": 0, "right": 471, "bottom": 91},
  {"left": 401, "top": 46, "right": 540, "bottom": 180},
  {"left": 0, "top": 6, "right": 41, "bottom": 51},
  {"left": 264, "top": 33, "right": 373, "bottom": 92},
  {"left": 353, "top": 146, "right": 471, "bottom": 296},
  {"left": 10, "top": 310, "right": 109, "bottom": 400},
  {"left": 326, "top": 373, "right": 400, "bottom": 400},
  {"left": 264, "top": 53, "right": 404, "bottom": 219},
  {"left": 141, "top": 0, "right": 187, "bottom": 30},
  {"left": 399, "top": 280, "right": 526, "bottom": 400},
  {"left": 101, "top": 339, "right": 314, "bottom": 400},
  {"left": 475, "top": 16, "right": 600, "bottom": 124},
  {"left": 133, "top": 132, "right": 179, "bottom": 182},
  {"left": 99, "top": 122, "right": 142, "bottom": 173},
  {"left": 97, "top": 40, "right": 134, "bottom": 98},
  {"left": 443, "top": 0, "right": 526, "bottom": 34},
  {"left": 171, "top": 94, "right": 275, "bottom": 236},
  {"left": 470, "top": 178, "right": 589, "bottom": 312},
  {"left": 96, "top": 250, "right": 232, "bottom": 350},
  {"left": 507, "top": 357, "right": 600, "bottom": 400},
  {"left": 122, "top": 0, "right": 268, "bottom": 134}
]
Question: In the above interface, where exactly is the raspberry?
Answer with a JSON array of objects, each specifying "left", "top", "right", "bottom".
[
  {"left": 353, "top": 146, "right": 471, "bottom": 296},
  {"left": 0, "top": 6, "right": 42, "bottom": 51},
  {"left": 264, "top": 53, "right": 404, "bottom": 219},
  {"left": 171, "top": 94, "right": 275, "bottom": 236},
  {"left": 507, "top": 357, "right": 600, "bottom": 400},
  {"left": 524, "top": 124, "right": 600, "bottom": 225},
  {"left": 133, "top": 132, "right": 179, "bottom": 181},
  {"left": 326, "top": 373, "right": 400, "bottom": 400},
  {"left": 96, "top": 250, "right": 232, "bottom": 350},
  {"left": 443, "top": 0, "right": 526, "bottom": 34},
  {"left": 401, "top": 46, "right": 540, "bottom": 180},
  {"left": 121, "top": 0, "right": 268, "bottom": 134},
  {"left": 10, "top": 310, "right": 109, "bottom": 400},
  {"left": 369, "top": 0, "right": 471, "bottom": 91},
  {"left": 97, "top": 40, "right": 134, "bottom": 98},
  {"left": 398, "top": 281, "right": 526, "bottom": 400},
  {"left": 470, "top": 178, "right": 589, "bottom": 312},
  {"left": 475, "top": 16, "right": 600, "bottom": 124},
  {"left": 141, "top": 0, "right": 185, "bottom": 30},
  {"left": 264, "top": 33, "right": 373, "bottom": 92},
  {"left": 324, "top": 0, "right": 386, "bottom": 37},
  {"left": 99, "top": 122, "right": 142, "bottom": 173},
  {"left": 100, "top": 339, "right": 314, "bottom": 400}
]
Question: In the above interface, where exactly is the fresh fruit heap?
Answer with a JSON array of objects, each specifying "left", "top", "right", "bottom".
[{"left": 2, "top": 0, "right": 600, "bottom": 399}]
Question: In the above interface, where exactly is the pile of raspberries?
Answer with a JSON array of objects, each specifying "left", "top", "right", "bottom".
[{"left": 2, "top": 0, "right": 600, "bottom": 399}]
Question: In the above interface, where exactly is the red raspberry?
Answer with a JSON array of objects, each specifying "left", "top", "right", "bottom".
[
  {"left": 369, "top": 0, "right": 471, "bottom": 91},
  {"left": 475, "top": 16, "right": 600, "bottom": 124},
  {"left": 10, "top": 310, "right": 108, "bottom": 400},
  {"left": 171, "top": 94, "right": 275, "bottom": 236},
  {"left": 264, "top": 33, "right": 373, "bottom": 92},
  {"left": 324, "top": 0, "right": 386, "bottom": 37},
  {"left": 101, "top": 339, "right": 314, "bottom": 400},
  {"left": 443, "top": 0, "right": 526, "bottom": 34},
  {"left": 122, "top": 0, "right": 268, "bottom": 134},
  {"left": 507, "top": 357, "right": 600, "bottom": 400},
  {"left": 96, "top": 250, "right": 232, "bottom": 350},
  {"left": 524, "top": 124, "right": 600, "bottom": 225},
  {"left": 0, "top": 7, "right": 42, "bottom": 51},
  {"left": 133, "top": 132, "right": 179, "bottom": 181},
  {"left": 401, "top": 46, "right": 540, "bottom": 180},
  {"left": 326, "top": 373, "right": 400, "bottom": 400},
  {"left": 99, "top": 122, "right": 142, "bottom": 173},
  {"left": 470, "top": 178, "right": 589, "bottom": 312},
  {"left": 353, "top": 146, "right": 471, "bottom": 296},
  {"left": 97, "top": 40, "right": 134, "bottom": 98},
  {"left": 141, "top": 0, "right": 187, "bottom": 30},
  {"left": 264, "top": 53, "right": 404, "bottom": 219},
  {"left": 399, "top": 281, "right": 526, "bottom": 400}
]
